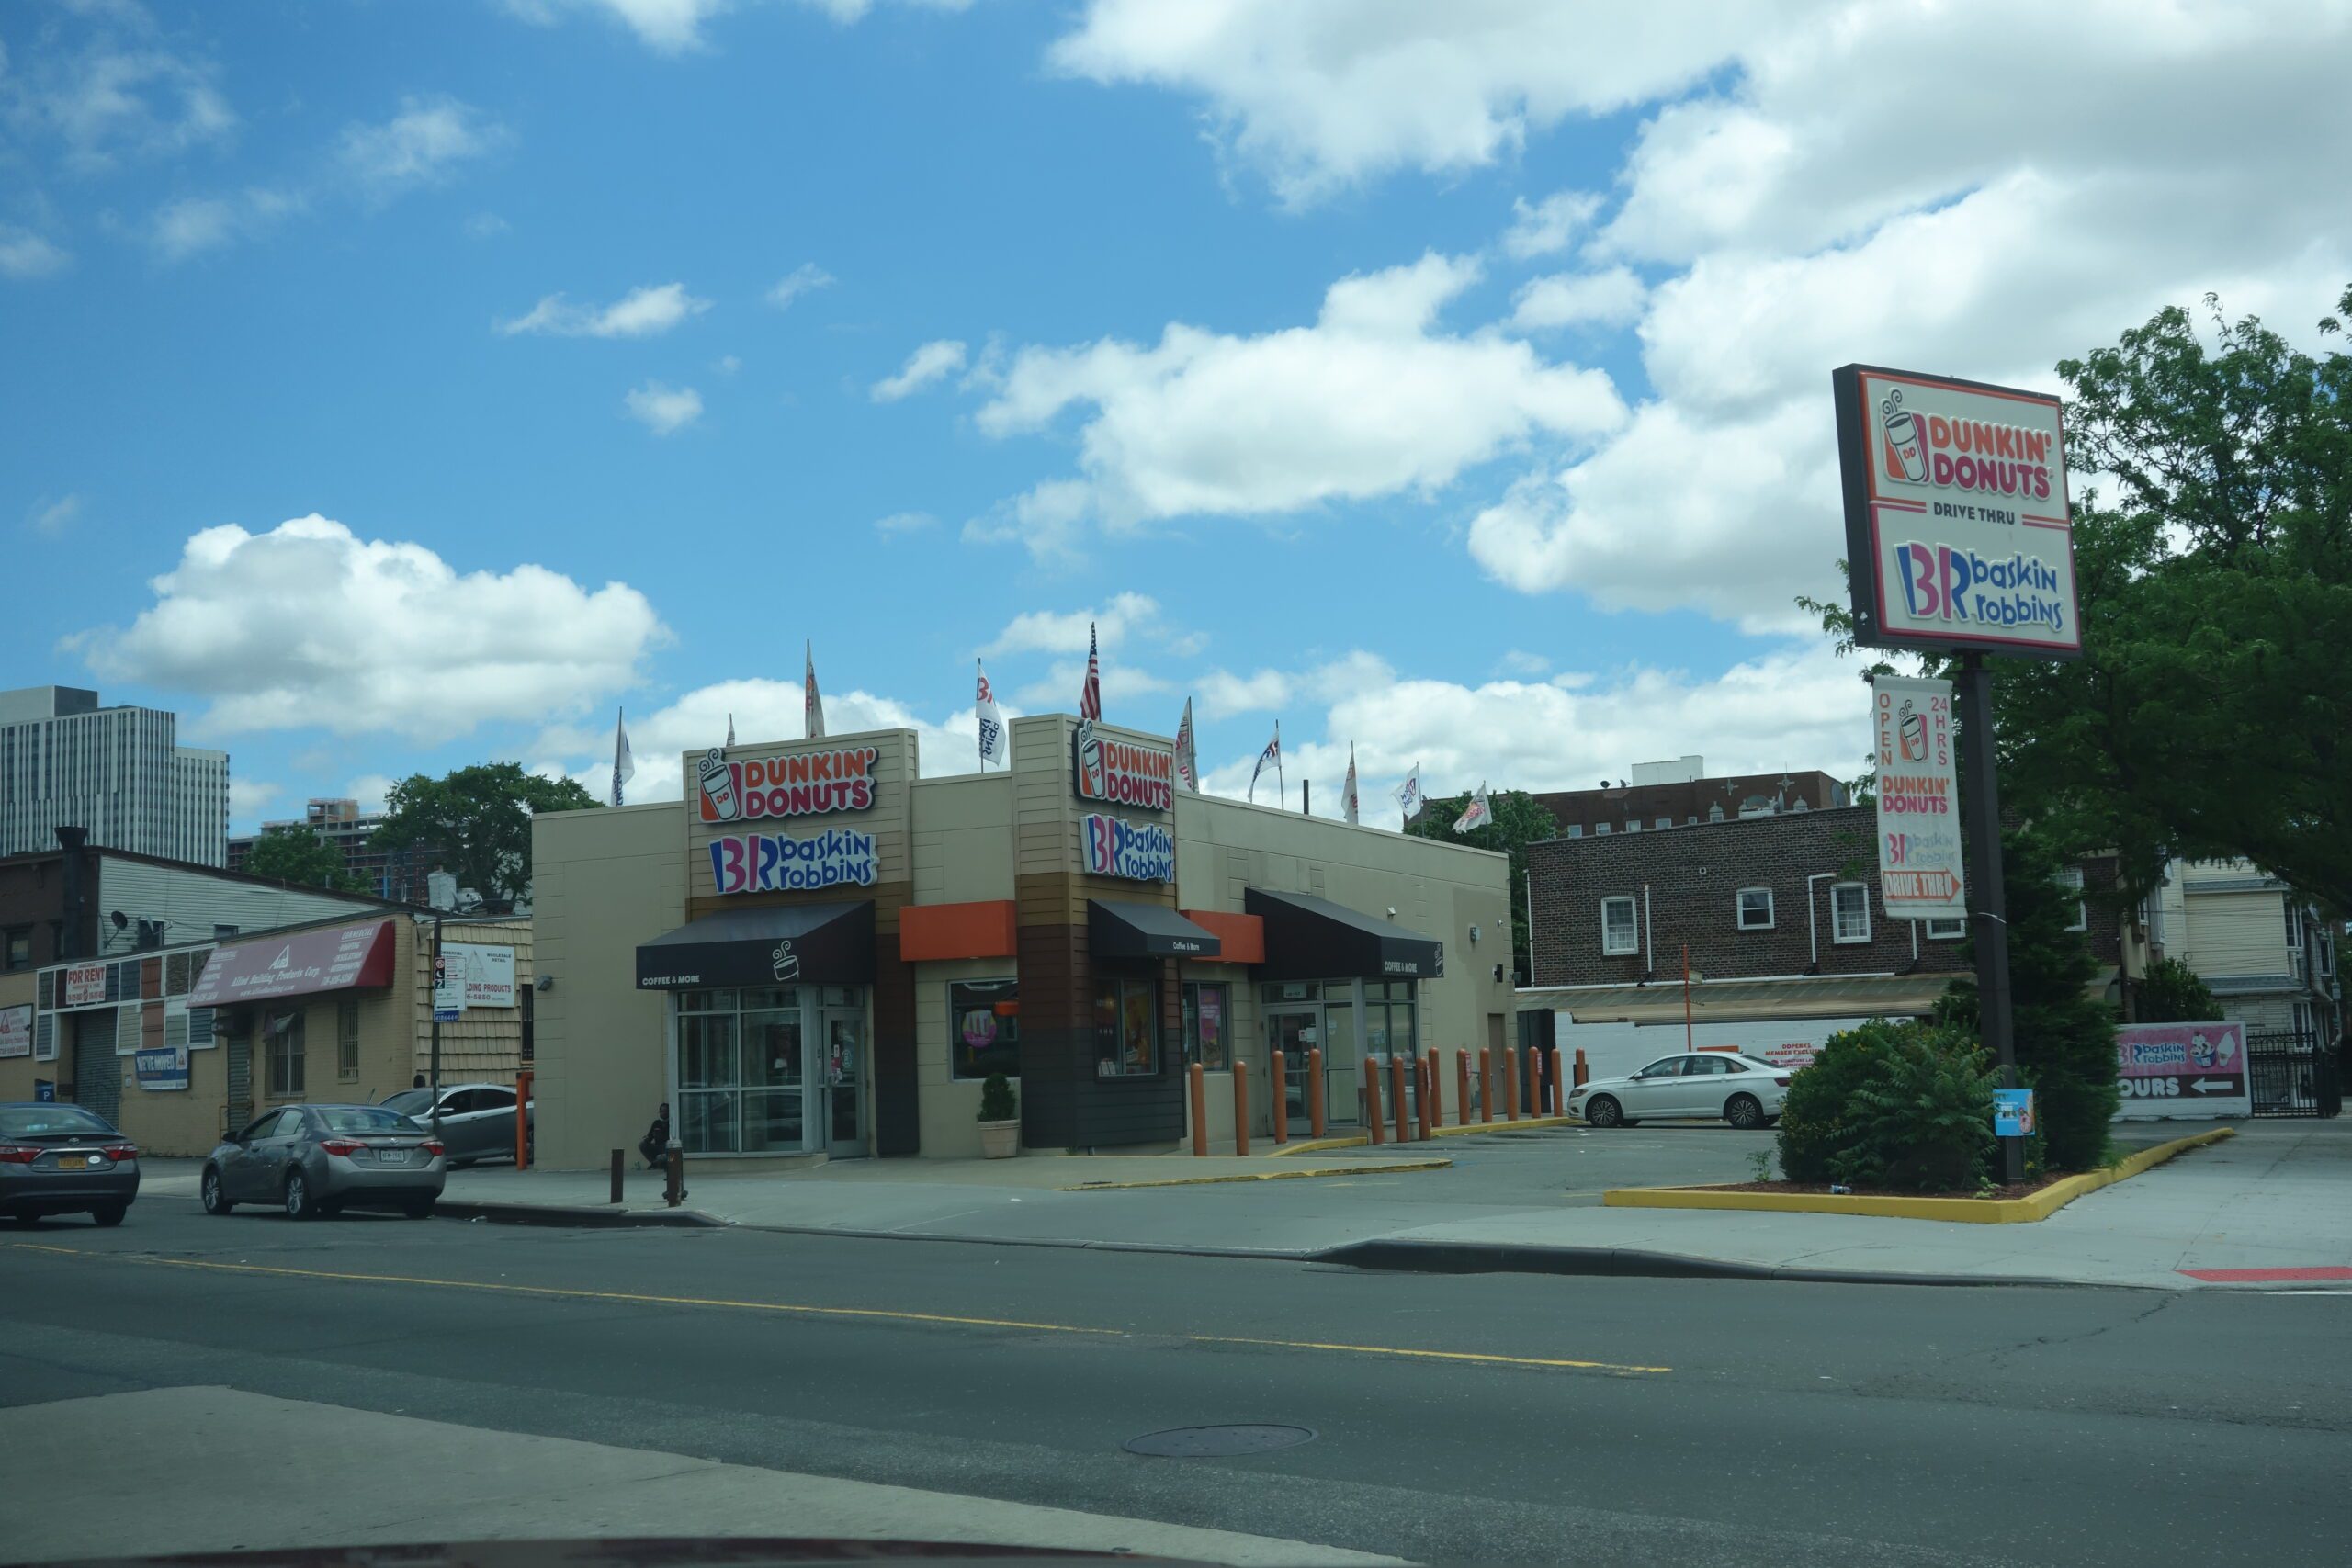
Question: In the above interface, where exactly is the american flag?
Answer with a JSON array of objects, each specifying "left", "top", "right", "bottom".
[{"left": 1079, "top": 621, "right": 1102, "bottom": 721}]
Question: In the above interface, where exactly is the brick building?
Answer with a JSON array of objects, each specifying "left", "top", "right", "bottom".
[{"left": 1531, "top": 761, "right": 1847, "bottom": 841}]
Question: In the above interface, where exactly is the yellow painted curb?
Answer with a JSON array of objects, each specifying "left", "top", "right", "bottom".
[
  {"left": 1602, "top": 1127, "right": 2235, "bottom": 1224},
  {"left": 1268, "top": 1134, "right": 1373, "bottom": 1156},
  {"left": 1068, "top": 1158, "right": 1451, "bottom": 1190},
  {"left": 1425, "top": 1114, "right": 1584, "bottom": 1139}
]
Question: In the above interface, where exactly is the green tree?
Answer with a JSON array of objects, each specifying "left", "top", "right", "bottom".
[
  {"left": 242, "top": 823, "right": 365, "bottom": 893},
  {"left": 2135, "top": 956, "right": 2222, "bottom": 1023},
  {"left": 1407, "top": 791, "right": 1557, "bottom": 985},
  {"left": 372, "top": 763, "right": 601, "bottom": 912}
]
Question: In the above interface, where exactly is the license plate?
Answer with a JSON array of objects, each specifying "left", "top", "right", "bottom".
[
  {"left": 383, "top": 1149, "right": 411, "bottom": 1164},
  {"left": 57, "top": 1156, "right": 86, "bottom": 1170}
]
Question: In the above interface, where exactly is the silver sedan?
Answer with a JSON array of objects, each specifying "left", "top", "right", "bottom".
[
  {"left": 200, "top": 1103, "right": 446, "bottom": 1220},
  {"left": 3, "top": 1101, "right": 140, "bottom": 1226}
]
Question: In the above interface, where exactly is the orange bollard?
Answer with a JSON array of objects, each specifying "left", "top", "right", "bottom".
[
  {"left": 1426, "top": 1047, "right": 1442, "bottom": 1130},
  {"left": 1551, "top": 1049, "right": 1566, "bottom": 1116},
  {"left": 1415, "top": 1058, "right": 1432, "bottom": 1139},
  {"left": 1270, "top": 1050, "right": 1288, "bottom": 1145},
  {"left": 1575, "top": 1047, "right": 1589, "bottom": 1088},
  {"left": 1504, "top": 1046, "right": 1520, "bottom": 1120},
  {"left": 1308, "top": 1048, "right": 1326, "bottom": 1141},
  {"left": 1529, "top": 1047, "right": 1545, "bottom": 1116},
  {"left": 1190, "top": 1062, "right": 1208, "bottom": 1156},
  {"left": 1456, "top": 1048, "right": 1472, "bottom": 1126},
  {"left": 1233, "top": 1058, "right": 1251, "bottom": 1157},
  {"left": 514, "top": 1068, "right": 534, "bottom": 1167},
  {"left": 1477, "top": 1049, "right": 1493, "bottom": 1122},
  {"left": 1389, "top": 1055, "right": 1410, "bottom": 1144},
  {"left": 1363, "top": 1056, "right": 1385, "bottom": 1145}
]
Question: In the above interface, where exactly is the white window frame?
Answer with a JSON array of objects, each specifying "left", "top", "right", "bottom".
[
  {"left": 1924, "top": 916, "right": 1966, "bottom": 941},
  {"left": 1564, "top": 824, "right": 1583, "bottom": 838},
  {"left": 2059, "top": 866, "right": 2087, "bottom": 932},
  {"left": 1600, "top": 897, "right": 1639, "bottom": 956},
  {"left": 1736, "top": 887, "right": 1775, "bottom": 931},
  {"left": 1654, "top": 817, "right": 1673, "bottom": 830},
  {"left": 1830, "top": 883, "right": 1872, "bottom": 945}
]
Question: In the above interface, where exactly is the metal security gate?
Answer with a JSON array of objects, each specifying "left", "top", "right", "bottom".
[
  {"left": 74, "top": 1011, "right": 121, "bottom": 1128},
  {"left": 2247, "top": 1029, "right": 2342, "bottom": 1118}
]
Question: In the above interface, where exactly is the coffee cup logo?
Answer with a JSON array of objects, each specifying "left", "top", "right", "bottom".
[
  {"left": 771, "top": 941, "right": 798, "bottom": 981},
  {"left": 1880, "top": 389, "right": 1928, "bottom": 483},
  {"left": 699, "top": 748, "right": 741, "bottom": 821},
  {"left": 1898, "top": 704, "right": 1928, "bottom": 762},
  {"left": 1077, "top": 721, "right": 1105, "bottom": 797}
]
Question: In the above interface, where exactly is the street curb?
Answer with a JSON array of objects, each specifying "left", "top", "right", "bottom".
[
  {"left": 431, "top": 1199, "right": 728, "bottom": 1229},
  {"left": 1068, "top": 1158, "right": 1451, "bottom": 1190},
  {"left": 1601, "top": 1126, "right": 2236, "bottom": 1224},
  {"left": 1270, "top": 1116, "right": 1584, "bottom": 1157},
  {"left": 1312, "top": 1238, "right": 2146, "bottom": 1290}
]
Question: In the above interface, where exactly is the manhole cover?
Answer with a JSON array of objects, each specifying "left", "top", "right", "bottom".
[{"left": 1124, "top": 1424, "right": 1317, "bottom": 1458}]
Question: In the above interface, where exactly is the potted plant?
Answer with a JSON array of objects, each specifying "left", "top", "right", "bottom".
[{"left": 978, "top": 1072, "right": 1020, "bottom": 1159}]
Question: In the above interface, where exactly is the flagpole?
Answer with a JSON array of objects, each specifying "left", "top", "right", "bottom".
[{"left": 1275, "top": 721, "right": 1284, "bottom": 810}]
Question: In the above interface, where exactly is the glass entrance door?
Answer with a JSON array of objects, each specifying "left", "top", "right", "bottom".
[
  {"left": 1267, "top": 1010, "right": 1317, "bottom": 1132},
  {"left": 821, "top": 1010, "right": 866, "bottom": 1157},
  {"left": 1319, "top": 996, "right": 1360, "bottom": 1127}
]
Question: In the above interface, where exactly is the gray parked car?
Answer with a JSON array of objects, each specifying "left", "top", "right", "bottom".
[
  {"left": 2, "top": 1101, "right": 140, "bottom": 1226},
  {"left": 380, "top": 1082, "right": 533, "bottom": 1168},
  {"left": 201, "top": 1103, "right": 446, "bottom": 1220}
]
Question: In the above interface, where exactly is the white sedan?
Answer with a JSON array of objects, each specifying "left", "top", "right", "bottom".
[{"left": 1567, "top": 1052, "right": 1792, "bottom": 1130}]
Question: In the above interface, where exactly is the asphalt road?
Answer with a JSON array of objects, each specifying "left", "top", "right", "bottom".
[{"left": 5, "top": 1191, "right": 2349, "bottom": 1567}]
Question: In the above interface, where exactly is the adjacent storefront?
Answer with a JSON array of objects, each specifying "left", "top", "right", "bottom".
[{"left": 531, "top": 712, "right": 1515, "bottom": 1165}]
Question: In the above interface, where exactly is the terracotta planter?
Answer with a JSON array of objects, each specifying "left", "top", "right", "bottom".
[{"left": 978, "top": 1118, "right": 1021, "bottom": 1159}]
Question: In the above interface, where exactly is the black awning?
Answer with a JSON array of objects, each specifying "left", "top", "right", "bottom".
[
  {"left": 1089, "top": 900, "right": 1222, "bottom": 959},
  {"left": 637, "top": 901, "right": 876, "bottom": 990},
  {"left": 1245, "top": 887, "right": 1444, "bottom": 981}
]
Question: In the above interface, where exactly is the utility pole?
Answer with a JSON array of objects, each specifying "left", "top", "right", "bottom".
[
  {"left": 1957, "top": 653, "right": 2025, "bottom": 1184},
  {"left": 429, "top": 911, "right": 445, "bottom": 1101}
]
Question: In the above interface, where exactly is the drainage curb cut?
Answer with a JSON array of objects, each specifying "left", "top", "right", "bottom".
[
  {"left": 1071, "top": 1158, "right": 1450, "bottom": 1190},
  {"left": 432, "top": 1199, "right": 727, "bottom": 1228},
  {"left": 1600, "top": 1126, "right": 2236, "bottom": 1224}
]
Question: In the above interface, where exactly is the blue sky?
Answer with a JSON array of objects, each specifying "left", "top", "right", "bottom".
[{"left": 6, "top": 1, "right": 2346, "bottom": 830}]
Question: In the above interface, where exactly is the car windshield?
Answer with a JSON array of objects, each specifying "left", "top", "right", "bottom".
[
  {"left": 316, "top": 1107, "right": 423, "bottom": 1134},
  {"left": 379, "top": 1089, "right": 435, "bottom": 1115},
  {"left": 1, "top": 1105, "right": 113, "bottom": 1139}
]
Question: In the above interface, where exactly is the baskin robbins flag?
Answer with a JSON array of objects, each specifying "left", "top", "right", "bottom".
[{"left": 975, "top": 660, "right": 1010, "bottom": 768}]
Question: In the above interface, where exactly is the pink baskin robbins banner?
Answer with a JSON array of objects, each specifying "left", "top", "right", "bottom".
[{"left": 2117, "top": 1021, "right": 2243, "bottom": 1077}]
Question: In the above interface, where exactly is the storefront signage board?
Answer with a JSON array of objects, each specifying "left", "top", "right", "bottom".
[
  {"left": 698, "top": 745, "right": 881, "bottom": 823},
  {"left": 1871, "top": 673, "right": 1966, "bottom": 917},
  {"left": 1834, "top": 365, "right": 2080, "bottom": 660},
  {"left": 62, "top": 964, "right": 107, "bottom": 1008},
  {"left": 2115, "top": 1021, "right": 2251, "bottom": 1118},
  {"left": 1081, "top": 814, "right": 1175, "bottom": 881},
  {"left": 446, "top": 943, "right": 517, "bottom": 1008},
  {"left": 187, "top": 921, "right": 395, "bottom": 1009},
  {"left": 0, "top": 1003, "right": 28, "bottom": 1059},
  {"left": 1073, "top": 723, "right": 1174, "bottom": 812},
  {"left": 709, "top": 829, "right": 879, "bottom": 895},
  {"left": 433, "top": 953, "right": 463, "bottom": 1022},
  {"left": 134, "top": 1043, "right": 189, "bottom": 1091}
]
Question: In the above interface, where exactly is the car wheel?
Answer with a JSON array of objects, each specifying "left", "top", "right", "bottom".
[
  {"left": 10, "top": 1212, "right": 39, "bottom": 1227},
  {"left": 200, "top": 1166, "right": 233, "bottom": 1215},
  {"left": 1585, "top": 1094, "right": 1623, "bottom": 1128},
  {"left": 91, "top": 1205, "right": 126, "bottom": 1227},
  {"left": 1725, "top": 1094, "right": 1765, "bottom": 1130},
  {"left": 402, "top": 1199, "right": 435, "bottom": 1220},
  {"left": 283, "top": 1169, "right": 316, "bottom": 1221}
]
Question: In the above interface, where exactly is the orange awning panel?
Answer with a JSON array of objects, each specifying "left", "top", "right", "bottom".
[
  {"left": 1180, "top": 910, "right": 1264, "bottom": 965},
  {"left": 899, "top": 899, "right": 1019, "bottom": 963}
]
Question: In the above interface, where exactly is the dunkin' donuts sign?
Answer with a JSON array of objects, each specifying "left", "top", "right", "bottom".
[
  {"left": 1072, "top": 722, "right": 1174, "bottom": 812},
  {"left": 698, "top": 745, "right": 879, "bottom": 823},
  {"left": 1833, "top": 365, "right": 2080, "bottom": 659}
]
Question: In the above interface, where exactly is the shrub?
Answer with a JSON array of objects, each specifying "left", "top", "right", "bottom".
[
  {"left": 1776, "top": 1018, "right": 1996, "bottom": 1191},
  {"left": 2136, "top": 956, "right": 2221, "bottom": 1024},
  {"left": 978, "top": 1072, "right": 1017, "bottom": 1122}
]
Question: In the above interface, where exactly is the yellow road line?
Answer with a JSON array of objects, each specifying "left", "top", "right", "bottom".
[{"left": 5, "top": 1242, "right": 1668, "bottom": 1376}]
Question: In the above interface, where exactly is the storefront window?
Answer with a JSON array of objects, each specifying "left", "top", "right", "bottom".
[
  {"left": 1093, "top": 975, "right": 1159, "bottom": 1077},
  {"left": 950, "top": 979, "right": 1020, "bottom": 1080},
  {"left": 673, "top": 987, "right": 865, "bottom": 1156},
  {"left": 1181, "top": 982, "right": 1228, "bottom": 1069},
  {"left": 740, "top": 1003, "right": 804, "bottom": 1153},
  {"left": 266, "top": 1008, "right": 304, "bottom": 1097},
  {"left": 1366, "top": 979, "right": 1417, "bottom": 1062}
]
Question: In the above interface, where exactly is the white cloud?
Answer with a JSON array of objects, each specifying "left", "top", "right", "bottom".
[
  {"left": 1048, "top": 2, "right": 1770, "bottom": 205},
  {"left": 871, "top": 339, "right": 969, "bottom": 401},
  {"left": 506, "top": 0, "right": 972, "bottom": 54},
  {"left": 713, "top": 354, "right": 741, "bottom": 375},
  {"left": 27, "top": 493, "right": 82, "bottom": 536},
  {"left": 146, "top": 187, "right": 298, "bottom": 262},
  {"left": 0, "top": 226, "right": 72, "bottom": 278},
  {"left": 1502, "top": 190, "right": 1600, "bottom": 260},
  {"left": 68, "top": 513, "right": 670, "bottom": 739},
  {"left": 336, "top": 95, "right": 506, "bottom": 198},
  {"left": 228, "top": 777, "right": 281, "bottom": 821},
  {"left": 985, "top": 592, "right": 1164, "bottom": 657},
  {"left": 0, "top": 11, "right": 238, "bottom": 174},
  {"left": 465, "top": 212, "right": 511, "bottom": 238},
  {"left": 499, "top": 281, "right": 711, "bottom": 338},
  {"left": 765, "top": 262, "right": 834, "bottom": 308},
  {"left": 873, "top": 510, "right": 935, "bottom": 536},
  {"left": 1496, "top": 649, "right": 1550, "bottom": 676},
  {"left": 345, "top": 773, "right": 397, "bottom": 816},
  {"left": 623, "top": 381, "right": 704, "bottom": 434},
  {"left": 970, "top": 252, "right": 1623, "bottom": 545},
  {"left": 1510, "top": 267, "right": 1646, "bottom": 332}
]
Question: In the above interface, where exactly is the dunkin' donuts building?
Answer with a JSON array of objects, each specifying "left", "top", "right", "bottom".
[{"left": 529, "top": 714, "right": 1512, "bottom": 1164}]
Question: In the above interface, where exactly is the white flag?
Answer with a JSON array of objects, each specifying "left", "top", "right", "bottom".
[
  {"left": 1173, "top": 698, "right": 1198, "bottom": 792},
  {"left": 804, "top": 640, "right": 826, "bottom": 739},
  {"left": 1342, "top": 745, "right": 1360, "bottom": 825},
  {"left": 1395, "top": 763, "right": 1423, "bottom": 824},
  {"left": 975, "top": 660, "right": 1010, "bottom": 767},
  {"left": 611, "top": 708, "right": 635, "bottom": 807},
  {"left": 1248, "top": 722, "right": 1282, "bottom": 804},
  {"left": 1453, "top": 782, "right": 1493, "bottom": 835}
]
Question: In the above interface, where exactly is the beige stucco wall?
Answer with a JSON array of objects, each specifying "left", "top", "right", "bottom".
[
  {"left": 531, "top": 801, "right": 685, "bottom": 1168},
  {"left": 910, "top": 773, "right": 1016, "bottom": 905},
  {"left": 912, "top": 956, "right": 1018, "bottom": 1158},
  {"left": 0, "top": 970, "right": 37, "bottom": 1102}
]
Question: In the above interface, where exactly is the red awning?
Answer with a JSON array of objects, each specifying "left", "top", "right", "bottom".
[{"left": 187, "top": 919, "right": 397, "bottom": 1008}]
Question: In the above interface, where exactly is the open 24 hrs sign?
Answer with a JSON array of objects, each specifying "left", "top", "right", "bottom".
[{"left": 1872, "top": 674, "right": 1966, "bottom": 919}]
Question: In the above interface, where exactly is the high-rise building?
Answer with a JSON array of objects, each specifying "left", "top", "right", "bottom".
[
  {"left": 0, "top": 686, "right": 230, "bottom": 866},
  {"left": 226, "top": 796, "right": 440, "bottom": 904}
]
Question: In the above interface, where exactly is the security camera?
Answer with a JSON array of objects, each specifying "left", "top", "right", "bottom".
[
  {"left": 535, "top": 974, "right": 555, "bottom": 993},
  {"left": 1386, "top": 907, "right": 1398, "bottom": 919}
]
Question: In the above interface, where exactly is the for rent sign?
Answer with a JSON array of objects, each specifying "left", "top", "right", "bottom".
[
  {"left": 1834, "top": 365, "right": 2080, "bottom": 659},
  {"left": 1871, "top": 674, "right": 1965, "bottom": 918}
]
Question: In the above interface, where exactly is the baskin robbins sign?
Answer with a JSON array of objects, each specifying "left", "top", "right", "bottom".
[
  {"left": 1833, "top": 365, "right": 2081, "bottom": 659},
  {"left": 698, "top": 744, "right": 880, "bottom": 823},
  {"left": 1082, "top": 814, "right": 1174, "bottom": 882},
  {"left": 709, "top": 829, "right": 878, "bottom": 895},
  {"left": 1072, "top": 722, "right": 1174, "bottom": 812}
]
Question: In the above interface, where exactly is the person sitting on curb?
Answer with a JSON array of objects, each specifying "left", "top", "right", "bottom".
[{"left": 638, "top": 1101, "right": 671, "bottom": 1171}]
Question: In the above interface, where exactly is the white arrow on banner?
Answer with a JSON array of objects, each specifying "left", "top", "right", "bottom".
[{"left": 2190, "top": 1078, "right": 2234, "bottom": 1093}]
